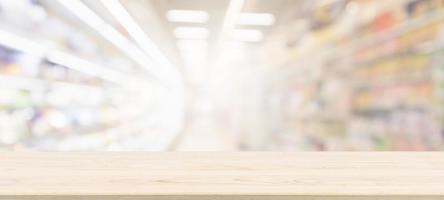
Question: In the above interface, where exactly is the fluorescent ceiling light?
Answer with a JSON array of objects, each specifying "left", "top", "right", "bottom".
[
  {"left": 238, "top": 13, "right": 275, "bottom": 26},
  {"left": 56, "top": 0, "right": 145, "bottom": 66},
  {"left": 57, "top": 0, "right": 177, "bottom": 86},
  {"left": 98, "top": 25, "right": 157, "bottom": 69},
  {"left": 232, "top": 29, "right": 263, "bottom": 42},
  {"left": 166, "top": 10, "right": 209, "bottom": 23},
  {"left": 100, "top": 0, "right": 174, "bottom": 70},
  {"left": 174, "top": 27, "right": 209, "bottom": 39},
  {"left": 57, "top": 0, "right": 105, "bottom": 28}
]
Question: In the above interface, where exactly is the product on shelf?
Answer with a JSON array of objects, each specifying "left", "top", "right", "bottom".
[
  {"left": 0, "top": 1, "right": 184, "bottom": 151},
  {"left": 263, "top": 0, "right": 444, "bottom": 151}
]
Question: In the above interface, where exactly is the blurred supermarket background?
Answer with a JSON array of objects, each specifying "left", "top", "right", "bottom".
[{"left": 0, "top": 0, "right": 443, "bottom": 151}]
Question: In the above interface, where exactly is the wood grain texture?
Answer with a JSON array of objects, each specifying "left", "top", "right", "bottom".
[{"left": 0, "top": 152, "right": 443, "bottom": 200}]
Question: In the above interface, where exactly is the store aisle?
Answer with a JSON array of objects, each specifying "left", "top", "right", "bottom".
[{"left": 1, "top": 0, "right": 444, "bottom": 151}]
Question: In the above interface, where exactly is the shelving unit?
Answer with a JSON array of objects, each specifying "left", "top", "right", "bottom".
[
  {"left": 0, "top": 0, "right": 184, "bottom": 151},
  {"left": 349, "top": 6, "right": 444, "bottom": 151},
  {"left": 263, "top": 0, "right": 444, "bottom": 151}
]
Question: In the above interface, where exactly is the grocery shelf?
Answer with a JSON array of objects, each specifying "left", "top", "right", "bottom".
[
  {"left": 352, "top": 9, "right": 444, "bottom": 50},
  {"left": 0, "top": 29, "right": 139, "bottom": 86},
  {"left": 0, "top": 0, "right": 186, "bottom": 151},
  {"left": 261, "top": 0, "right": 444, "bottom": 151}
]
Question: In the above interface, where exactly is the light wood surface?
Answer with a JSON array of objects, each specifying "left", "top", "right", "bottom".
[{"left": 0, "top": 152, "right": 443, "bottom": 200}]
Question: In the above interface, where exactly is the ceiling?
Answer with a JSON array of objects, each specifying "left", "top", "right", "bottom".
[
  {"left": 145, "top": 0, "right": 307, "bottom": 77},
  {"left": 42, "top": 0, "right": 309, "bottom": 82}
]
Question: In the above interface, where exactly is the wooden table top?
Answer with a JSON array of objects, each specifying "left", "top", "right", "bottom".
[{"left": 1, "top": 152, "right": 443, "bottom": 200}]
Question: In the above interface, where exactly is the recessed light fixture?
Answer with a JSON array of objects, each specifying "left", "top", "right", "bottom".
[
  {"left": 174, "top": 27, "right": 209, "bottom": 39},
  {"left": 167, "top": 10, "right": 209, "bottom": 23},
  {"left": 238, "top": 13, "right": 275, "bottom": 26},
  {"left": 231, "top": 29, "right": 263, "bottom": 42}
]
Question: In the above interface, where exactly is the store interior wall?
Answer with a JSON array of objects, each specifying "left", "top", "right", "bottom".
[{"left": 0, "top": 0, "right": 443, "bottom": 151}]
